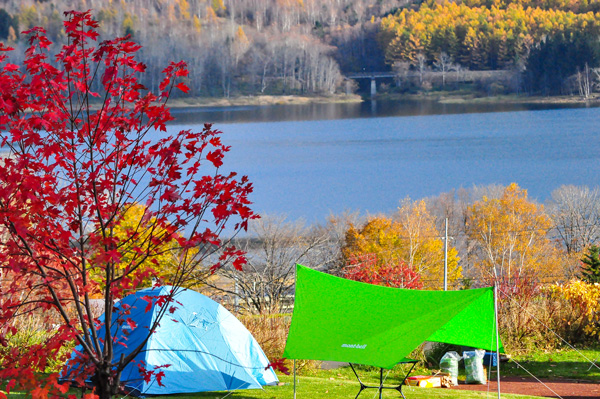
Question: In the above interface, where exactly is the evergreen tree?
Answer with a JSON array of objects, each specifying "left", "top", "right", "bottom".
[
  {"left": 0, "top": 9, "right": 13, "bottom": 40},
  {"left": 581, "top": 245, "right": 600, "bottom": 283},
  {"left": 524, "top": 32, "right": 600, "bottom": 95}
]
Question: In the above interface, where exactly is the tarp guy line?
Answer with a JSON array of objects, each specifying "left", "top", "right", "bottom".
[
  {"left": 507, "top": 358, "right": 564, "bottom": 399},
  {"left": 498, "top": 286, "right": 600, "bottom": 371}
]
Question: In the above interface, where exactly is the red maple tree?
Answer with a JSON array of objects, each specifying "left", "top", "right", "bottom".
[
  {"left": 0, "top": 11, "right": 256, "bottom": 399},
  {"left": 344, "top": 254, "right": 423, "bottom": 289}
]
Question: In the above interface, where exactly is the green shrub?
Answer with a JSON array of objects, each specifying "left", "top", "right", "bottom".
[{"left": 0, "top": 328, "right": 75, "bottom": 373}]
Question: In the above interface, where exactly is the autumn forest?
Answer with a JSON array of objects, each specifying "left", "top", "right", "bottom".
[{"left": 2, "top": 0, "right": 600, "bottom": 98}]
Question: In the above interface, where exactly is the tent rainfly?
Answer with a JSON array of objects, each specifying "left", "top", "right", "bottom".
[
  {"left": 283, "top": 265, "right": 504, "bottom": 369},
  {"left": 62, "top": 286, "right": 278, "bottom": 396}
]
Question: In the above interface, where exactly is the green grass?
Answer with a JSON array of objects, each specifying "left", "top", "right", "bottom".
[
  {"left": 147, "top": 365, "right": 546, "bottom": 399},
  {"left": 164, "top": 348, "right": 600, "bottom": 399},
  {"left": 6, "top": 348, "right": 599, "bottom": 399},
  {"left": 146, "top": 373, "right": 543, "bottom": 399},
  {"left": 500, "top": 347, "right": 600, "bottom": 381},
  {"left": 2, "top": 367, "right": 546, "bottom": 399}
]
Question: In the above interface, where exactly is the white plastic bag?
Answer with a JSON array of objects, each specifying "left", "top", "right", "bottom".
[
  {"left": 463, "top": 349, "right": 486, "bottom": 384},
  {"left": 439, "top": 351, "right": 461, "bottom": 386}
]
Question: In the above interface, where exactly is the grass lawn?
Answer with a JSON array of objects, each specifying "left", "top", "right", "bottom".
[
  {"left": 5, "top": 348, "right": 599, "bottom": 399},
  {"left": 148, "top": 348, "right": 600, "bottom": 399},
  {"left": 146, "top": 371, "right": 547, "bottom": 399},
  {"left": 500, "top": 347, "right": 600, "bottom": 381},
  {"left": 146, "top": 363, "right": 548, "bottom": 399},
  {"left": 0, "top": 368, "right": 548, "bottom": 399}
]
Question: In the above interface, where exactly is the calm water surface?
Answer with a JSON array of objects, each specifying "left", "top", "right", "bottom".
[{"left": 166, "top": 100, "right": 600, "bottom": 224}]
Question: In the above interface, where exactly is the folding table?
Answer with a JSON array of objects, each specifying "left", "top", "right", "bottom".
[{"left": 349, "top": 358, "right": 418, "bottom": 399}]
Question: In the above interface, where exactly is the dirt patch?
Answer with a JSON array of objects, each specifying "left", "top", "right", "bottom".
[{"left": 450, "top": 377, "right": 600, "bottom": 398}]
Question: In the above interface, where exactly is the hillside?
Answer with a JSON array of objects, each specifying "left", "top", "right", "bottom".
[{"left": 0, "top": 0, "right": 598, "bottom": 97}]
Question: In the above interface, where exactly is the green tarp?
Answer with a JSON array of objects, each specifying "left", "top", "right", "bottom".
[{"left": 283, "top": 265, "right": 504, "bottom": 369}]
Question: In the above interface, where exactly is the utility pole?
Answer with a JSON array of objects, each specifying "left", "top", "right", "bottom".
[{"left": 444, "top": 217, "right": 448, "bottom": 291}]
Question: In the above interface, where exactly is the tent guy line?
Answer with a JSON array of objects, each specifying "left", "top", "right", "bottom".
[{"left": 134, "top": 348, "right": 271, "bottom": 369}]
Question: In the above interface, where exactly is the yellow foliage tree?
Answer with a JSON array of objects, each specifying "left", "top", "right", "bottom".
[
  {"left": 232, "top": 26, "right": 250, "bottom": 65},
  {"left": 122, "top": 14, "right": 136, "bottom": 37},
  {"left": 178, "top": 0, "right": 191, "bottom": 20},
  {"left": 547, "top": 280, "right": 600, "bottom": 338},
  {"left": 18, "top": 5, "right": 39, "bottom": 30},
  {"left": 94, "top": 203, "right": 187, "bottom": 289},
  {"left": 467, "top": 183, "right": 560, "bottom": 283},
  {"left": 379, "top": 2, "right": 600, "bottom": 69},
  {"left": 343, "top": 199, "right": 461, "bottom": 289},
  {"left": 193, "top": 15, "right": 202, "bottom": 32},
  {"left": 212, "top": 0, "right": 226, "bottom": 13},
  {"left": 235, "top": 25, "right": 249, "bottom": 44},
  {"left": 205, "top": 6, "right": 218, "bottom": 24}
]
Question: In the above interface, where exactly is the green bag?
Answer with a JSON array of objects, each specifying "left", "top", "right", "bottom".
[{"left": 463, "top": 349, "right": 486, "bottom": 384}]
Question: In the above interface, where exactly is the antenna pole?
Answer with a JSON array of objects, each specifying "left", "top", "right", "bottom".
[{"left": 444, "top": 218, "right": 448, "bottom": 291}]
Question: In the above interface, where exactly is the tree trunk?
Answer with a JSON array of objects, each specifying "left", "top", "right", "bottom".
[{"left": 91, "top": 366, "right": 119, "bottom": 399}]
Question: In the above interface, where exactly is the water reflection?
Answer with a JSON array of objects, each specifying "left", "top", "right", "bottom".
[
  {"left": 370, "top": 100, "right": 377, "bottom": 116},
  {"left": 169, "top": 98, "right": 592, "bottom": 125}
]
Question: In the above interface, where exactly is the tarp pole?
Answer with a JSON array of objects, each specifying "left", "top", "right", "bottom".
[
  {"left": 379, "top": 368, "right": 383, "bottom": 399},
  {"left": 293, "top": 264, "right": 298, "bottom": 399},
  {"left": 494, "top": 285, "right": 501, "bottom": 399},
  {"left": 293, "top": 358, "right": 297, "bottom": 399}
]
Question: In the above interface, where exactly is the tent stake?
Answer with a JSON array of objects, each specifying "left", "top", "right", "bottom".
[
  {"left": 293, "top": 359, "right": 297, "bottom": 399},
  {"left": 494, "top": 285, "right": 501, "bottom": 399}
]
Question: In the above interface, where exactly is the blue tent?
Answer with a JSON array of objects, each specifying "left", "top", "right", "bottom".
[{"left": 62, "top": 286, "right": 278, "bottom": 396}]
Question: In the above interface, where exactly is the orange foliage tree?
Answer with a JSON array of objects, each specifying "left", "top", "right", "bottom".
[{"left": 343, "top": 199, "right": 461, "bottom": 289}]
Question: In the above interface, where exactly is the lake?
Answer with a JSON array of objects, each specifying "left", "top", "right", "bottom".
[{"left": 166, "top": 100, "right": 600, "bottom": 225}]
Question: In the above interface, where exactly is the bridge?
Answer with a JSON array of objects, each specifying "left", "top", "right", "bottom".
[{"left": 345, "top": 71, "right": 397, "bottom": 96}]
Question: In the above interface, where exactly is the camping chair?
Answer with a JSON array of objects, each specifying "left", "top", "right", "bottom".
[{"left": 349, "top": 358, "right": 418, "bottom": 399}]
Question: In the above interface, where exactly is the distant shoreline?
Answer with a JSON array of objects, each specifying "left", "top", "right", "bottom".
[
  {"left": 166, "top": 94, "right": 363, "bottom": 108},
  {"left": 165, "top": 92, "right": 600, "bottom": 110},
  {"left": 375, "top": 92, "right": 600, "bottom": 106}
]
